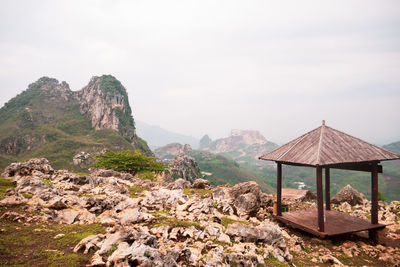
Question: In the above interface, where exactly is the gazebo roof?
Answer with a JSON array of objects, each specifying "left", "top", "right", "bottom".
[{"left": 259, "top": 122, "right": 400, "bottom": 167}]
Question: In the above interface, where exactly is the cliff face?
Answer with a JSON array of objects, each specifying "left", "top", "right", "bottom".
[
  {"left": 77, "top": 75, "right": 136, "bottom": 142},
  {"left": 0, "top": 75, "right": 151, "bottom": 170}
]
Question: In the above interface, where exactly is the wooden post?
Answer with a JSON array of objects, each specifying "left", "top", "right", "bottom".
[
  {"left": 277, "top": 162, "right": 282, "bottom": 216},
  {"left": 369, "top": 163, "right": 379, "bottom": 242},
  {"left": 316, "top": 166, "right": 324, "bottom": 232},
  {"left": 325, "top": 168, "right": 331, "bottom": 210}
]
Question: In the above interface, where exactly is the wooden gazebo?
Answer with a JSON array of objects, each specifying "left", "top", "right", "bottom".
[{"left": 259, "top": 121, "right": 400, "bottom": 241}]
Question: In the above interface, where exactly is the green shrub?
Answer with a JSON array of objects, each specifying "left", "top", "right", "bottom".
[
  {"left": 91, "top": 150, "right": 167, "bottom": 176},
  {"left": 378, "top": 190, "right": 386, "bottom": 201}
]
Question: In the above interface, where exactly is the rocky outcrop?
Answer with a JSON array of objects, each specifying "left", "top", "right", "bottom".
[
  {"left": 213, "top": 181, "right": 264, "bottom": 218},
  {"left": 167, "top": 155, "right": 202, "bottom": 183},
  {"left": 154, "top": 143, "right": 193, "bottom": 160},
  {"left": 2, "top": 158, "right": 54, "bottom": 177},
  {"left": 201, "top": 130, "right": 270, "bottom": 154},
  {"left": 331, "top": 184, "right": 366, "bottom": 206},
  {"left": 73, "top": 151, "right": 92, "bottom": 167},
  {"left": 78, "top": 75, "right": 136, "bottom": 142},
  {"left": 0, "top": 75, "right": 152, "bottom": 162}
]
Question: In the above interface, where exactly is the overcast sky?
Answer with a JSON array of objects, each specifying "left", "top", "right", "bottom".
[{"left": 0, "top": 0, "right": 399, "bottom": 145}]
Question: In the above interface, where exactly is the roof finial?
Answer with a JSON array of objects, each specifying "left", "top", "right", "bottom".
[{"left": 322, "top": 120, "right": 325, "bottom": 126}]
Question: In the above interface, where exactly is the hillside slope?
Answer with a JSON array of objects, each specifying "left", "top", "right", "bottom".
[
  {"left": 0, "top": 75, "right": 151, "bottom": 171},
  {"left": 155, "top": 143, "right": 274, "bottom": 193}
]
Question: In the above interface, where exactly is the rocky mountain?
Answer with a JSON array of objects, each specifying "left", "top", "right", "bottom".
[
  {"left": 0, "top": 75, "right": 151, "bottom": 171},
  {"left": 199, "top": 130, "right": 278, "bottom": 169},
  {"left": 0, "top": 158, "right": 399, "bottom": 266},
  {"left": 155, "top": 143, "right": 274, "bottom": 193},
  {"left": 136, "top": 121, "right": 199, "bottom": 149}
]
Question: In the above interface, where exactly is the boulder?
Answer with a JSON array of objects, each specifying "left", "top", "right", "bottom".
[
  {"left": 225, "top": 222, "right": 284, "bottom": 246},
  {"left": 331, "top": 185, "right": 366, "bottom": 206},
  {"left": 141, "top": 188, "right": 187, "bottom": 210},
  {"left": 166, "top": 178, "right": 191, "bottom": 190},
  {"left": 2, "top": 158, "right": 54, "bottom": 177},
  {"left": 0, "top": 195, "right": 27, "bottom": 207},
  {"left": 192, "top": 178, "right": 210, "bottom": 189},
  {"left": 73, "top": 151, "right": 92, "bottom": 167},
  {"left": 213, "top": 181, "right": 262, "bottom": 218},
  {"left": 117, "top": 208, "right": 155, "bottom": 225}
]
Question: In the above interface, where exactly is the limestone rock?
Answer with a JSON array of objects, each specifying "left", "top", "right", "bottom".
[
  {"left": 168, "top": 155, "right": 202, "bottom": 183},
  {"left": 331, "top": 185, "right": 366, "bottom": 206},
  {"left": 225, "top": 222, "right": 284, "bottom": 247},
  {"left": 73, "top": 151, "right": 92, "bottom": 167},
  {"left": 2, "top": 158, "right": 54, "bottom": 177},
  {"left": 213, "top": 181, "right": 262, "bottom": 218},
  {"left": 192, "top": 178, "right": 210, "bottom": 189},
  {"left": 166, "top": 178, "right": 191, "bottom": 190}
]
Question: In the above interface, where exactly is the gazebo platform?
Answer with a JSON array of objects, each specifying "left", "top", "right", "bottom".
[{"left": 276, "top": 209, "right": 386, "bottom": 238}]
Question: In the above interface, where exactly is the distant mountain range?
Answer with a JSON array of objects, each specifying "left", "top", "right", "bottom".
[
  {"left": 135, "top": 121, "right": 199, "bottom": 150},
  {"left": 0, "top": 75, "right": 151, "bottom": 171}
]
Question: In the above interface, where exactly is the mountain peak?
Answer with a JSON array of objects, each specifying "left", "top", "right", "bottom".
[
  {"left": 78, "top": 75, "right": 135, "bottom": 142},
  {"left": 88, "top": 75, "right": 128, "bottom": 97},
  {"left": 229, "top": 129, "right": 267, "bottom": 145}
]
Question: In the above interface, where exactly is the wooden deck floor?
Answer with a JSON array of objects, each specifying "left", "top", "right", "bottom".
[{"left": 276, "top": 209, "right": 385, "bottom": 237}]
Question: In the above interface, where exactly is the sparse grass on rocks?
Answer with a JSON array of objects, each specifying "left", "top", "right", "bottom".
[
  {"left": 183, "top": 188, "right": 212, "bottom": 199},
  {"left": 0, "top": 177, "right": 15, "bottom": 200},
  {"left": 128, "top": 186, "right": 146, "bottom": 198},
  {"left": 0, "top": 220, "right": 105, "bottom": 267}
]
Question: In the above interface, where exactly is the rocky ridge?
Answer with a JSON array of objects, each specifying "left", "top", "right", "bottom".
[
  {"left": 1, "top": 159, "right": 400, "bottom": 266},
  {"left": 0, "top": 75, "right": 151, "bottom": 170}
]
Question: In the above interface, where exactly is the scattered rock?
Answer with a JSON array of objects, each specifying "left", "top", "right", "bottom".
[
  {"left": 331, "top": 184, "right": 366, "bottom": 206},
  {"left": 192, "top": 178, "right": 210, "bottom": 189},
  {"left": 2, "top": 158, "right": 54, "bottom": 177}
]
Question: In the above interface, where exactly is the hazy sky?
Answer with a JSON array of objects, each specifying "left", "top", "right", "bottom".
[{"left": 1, "top": 0, "right": 399, "bottom": 145}]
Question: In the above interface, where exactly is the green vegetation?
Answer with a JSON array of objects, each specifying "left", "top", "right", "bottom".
[
  {"left": 91, "top": 150, "right": 167, "bottom": 176},
  {"left": 187, "top": 150, "right": 274, "bottom": 193},
  {"left": 263, "top": 254, "right": 287, "bottom": 267},
  {"left": 183, "top": 188, "right": 212, "bottom": 198},
  {"left": 137, "top": 171, "right": 157, "bottom": 181},
  {"left": 128, "top": 186, "right": 146, "bottom": 198},
  {"left": 220, "top": 216, "right": 250, "bottom": 228},
  {"left": 152, "top": 217, "right": 204, "bottom": 230},
  {"left": 149, "top": 210, "right": 171, "bottom": 216},
  {"left": 0, "top": 221, "right": 105, "bottom": 266},
  {"left": 21, "top": 193, "right": 33, "bottom": 199},
  {"left": 0, "top": 177, "right": 15, "bottom": 200},
  {"left": 105, "top": 244, "right": 119, "bottom": 257}
]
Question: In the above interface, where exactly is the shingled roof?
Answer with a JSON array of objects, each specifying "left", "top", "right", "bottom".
[{"left": 259, "top": 122, "right": 400, "bottom": 167}]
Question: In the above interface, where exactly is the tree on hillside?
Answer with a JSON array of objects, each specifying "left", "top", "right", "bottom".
[{"left": 91, "top": 150, "right": 167, "bottom": 176}]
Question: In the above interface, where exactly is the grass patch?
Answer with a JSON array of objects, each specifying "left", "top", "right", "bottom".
[
  {"left": 264, "top": 254, "right": 287, "bottom": 267},
  {"left": 183, "top": 188, "right": 212, "bottom": 199},
  {"left": 0, "top": 177, "right": 15, "bottom": 200},
  {"left": 41, "top": 178, "right": 53, "bottom": 188},
  {"left": 152, "top": 217, "right": 204, "bottom": 230},
  {"left": 150, "top": 210, "right": 171, "bottom": 217},
  {"left": 22, "top": 193, "right": 33, "bottom": 199},
  {"left": 0, "top": 221, "right": 105, "bottom": 266},
  {"left": 220, "top": 216, "right": 250, "bottom": 228},
  {"left": 395, "top": 229, "right": 400, "bottom": 234},
  {"left": 105, "top": 244, "right": 118, "bottom": 257},
  {"left": 137, "top": 171, "right": 156, "bottom": 181},
  {"left": 128, "top": 186, "right": 146, "bottom": 198}
]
